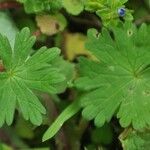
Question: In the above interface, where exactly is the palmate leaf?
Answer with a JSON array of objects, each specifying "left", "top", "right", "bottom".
[
  {"left": 75, "top": 22, "right": 150, "bottom": 129},
  {"left": 0, "top": 28, "right": 65, "bottom": 126}
]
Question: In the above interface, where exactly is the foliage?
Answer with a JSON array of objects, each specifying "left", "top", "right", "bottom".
[
  {"left": 17, "top": 0, "right": 62, "bottom": 13},
  {"left": 84, "top": 0, "right": 133, "bottom": 26},
  {"left": 63, "top": 0, "right": 84, "bottom": 15},
  {"left": 75, "top": 22, "right": 150, "bottom": 129},
  {"left": 0, "top": 28, "right": 65, "bottom": 126},
  {"left": 120, "top": 129, "right": 150, "bottom": 150},
  {"left": 0, "top": 0, "right": 150, "bottom": 149},
  {"left": 43, "top": 100, "right": 80, "bottom": 141}
]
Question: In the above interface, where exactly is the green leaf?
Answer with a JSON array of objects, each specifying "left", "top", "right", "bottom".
[
  {"left": 43, "top": 100, "right": 80, "bottom": 141},
  {"left": 63, "top": 0, "right": 84, "bottom": 15},
  {"left": 144, "top": 0, "right": 150, "bottom": 9},
  {"left": 0, "top": 143, "right": 13, "bottom": 150},
  {"left": 0, "top": 27, "right": 65, "bottom": 126},
  {"left": 0, "top": 81, "right": 16, "bottom": 126},
  {"left": 84, "top": 0, "right": 133, "bottom": 26},
  {"left": 91, "top": 124, "right": 113, "bottom": 145},
  {"left": 17, "top": 0, "right": 62, "bottom": 13},
  {"left": 120, "top": 129, "right": 150, "bottom": 150},
  {"left": 75, "top": 22, "right": 150, "bottom": 129},
  {"left": 51, "top": 56, "right": 75, "bottom": 93},
  {"left": 0, "top": 34, "right": 12, "bottom": 69},
  {"left": 13, "top": 28, "right": 36, "bottom": 67},
  {"left": 0, "top": 12, "right": 18, "bottom": 47},
  {"left": 14, "top": 117, "right": 34, "bottom": 139}
]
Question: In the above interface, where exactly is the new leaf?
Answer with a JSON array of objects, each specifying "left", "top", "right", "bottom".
[
  {"left": 0, "top": 28, "right": 65, "bottom": 126},
  {"left": 84, "top": 0, "right": 133, "bottom": 26},
  {"left": 75, "top": 22, "right": 150, "bottom": 129}
]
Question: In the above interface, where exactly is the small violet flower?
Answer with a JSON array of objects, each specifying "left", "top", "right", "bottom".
[{"left": 118, "top": 8, "right": 126, "bottom": 17}]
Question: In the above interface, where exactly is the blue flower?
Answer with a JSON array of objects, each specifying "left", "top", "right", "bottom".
[{"left": 118, "top": 8, "right": 126, "bottom": 17}]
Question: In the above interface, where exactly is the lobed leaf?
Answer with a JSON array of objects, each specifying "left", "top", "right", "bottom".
[
  {"left": 0, "top": 27, "right": 65, "bottom": 126},
  {"left": 75, "top": 22, "right": 150, "bottom": 129}
]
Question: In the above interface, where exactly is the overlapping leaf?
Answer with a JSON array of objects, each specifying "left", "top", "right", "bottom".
[
  {"left": 17, "top": 0, "right": 62, "bottom": 13},
  {"left": 0, "top": 28, "right": 65, "bottom": 126},
  {"left": 75, "top": 22, "right": 150, "bottom": 129},
  {"left": 0, "top": 12, "right": 18, "bottom": 47},
  {"left": 120, "top": 129, "right": 150, "bottom": 150},
  {"left": 84, "top": 0, "right": 133, "bottom": 26}
]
